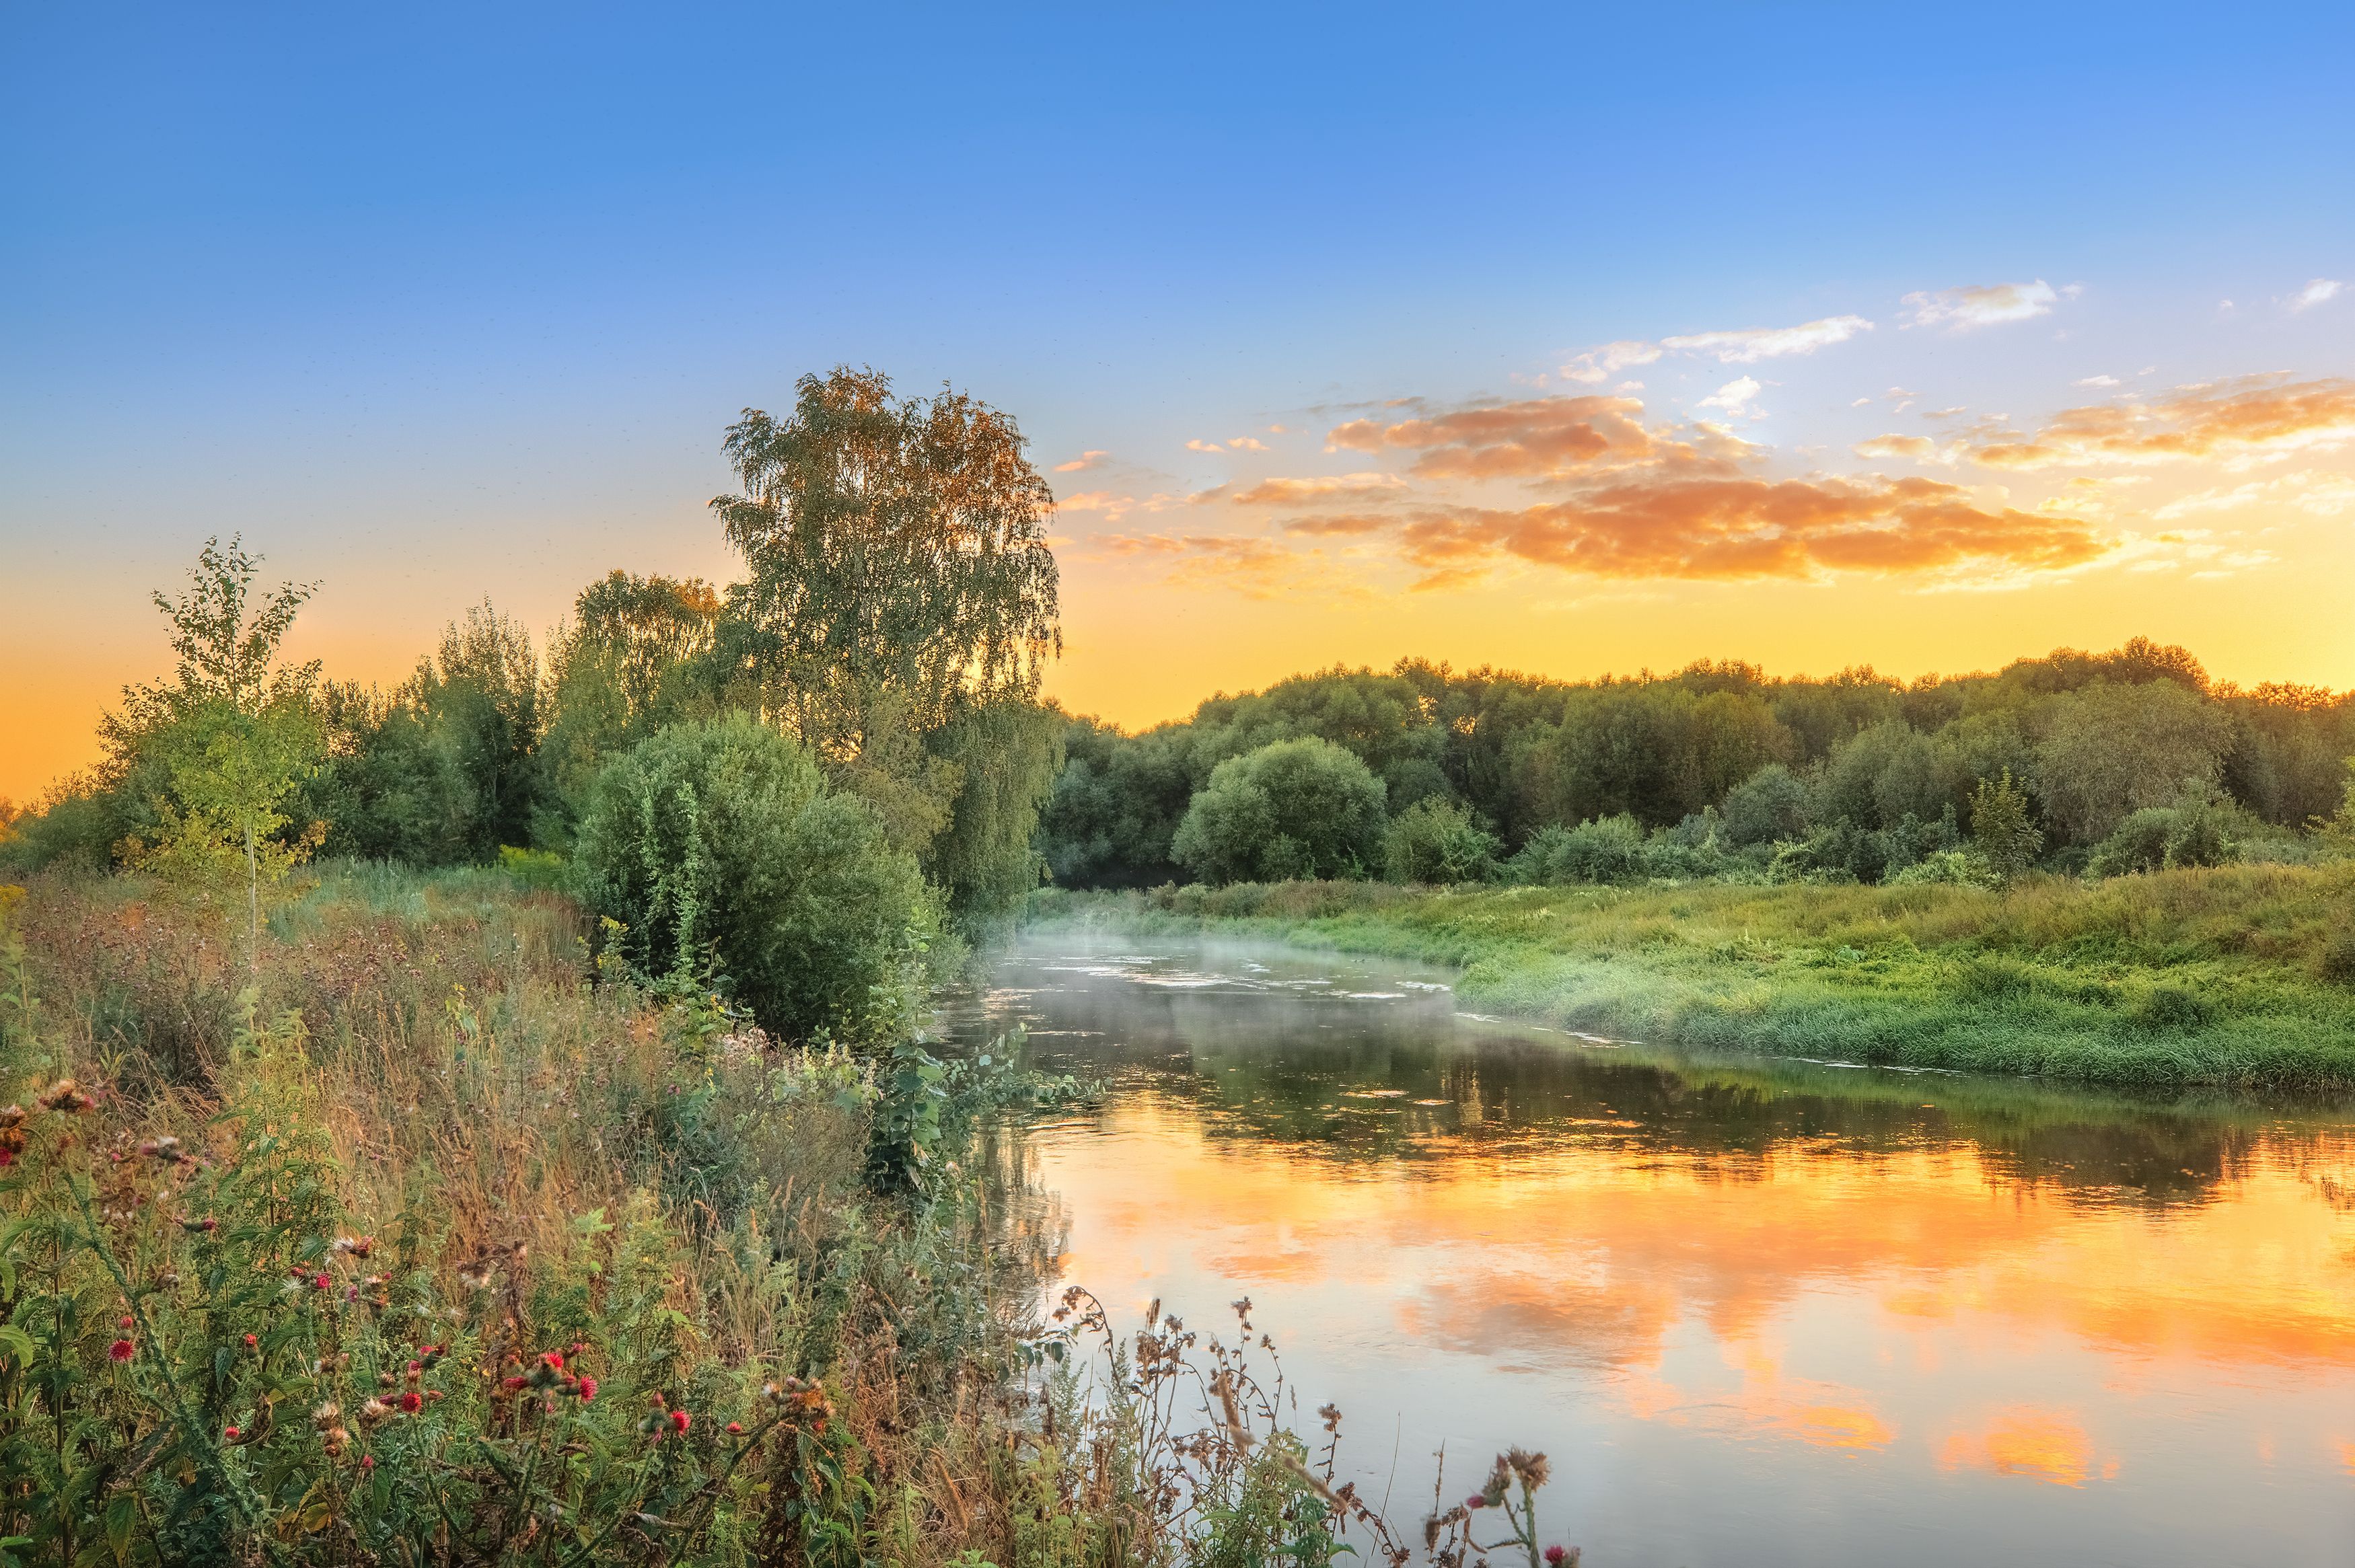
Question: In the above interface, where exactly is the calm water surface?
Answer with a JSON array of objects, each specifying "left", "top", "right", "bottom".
[{"left": 951, "top": 934, "right": 2355, "bottom": 1568}]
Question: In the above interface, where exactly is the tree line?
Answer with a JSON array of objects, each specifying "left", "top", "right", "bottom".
[
  {"left": 4, "top": 368, "right": 1067, "bottom": 1039},
  {"left": 1040, "top": 640, "right": 2355, "bottom": 889}
]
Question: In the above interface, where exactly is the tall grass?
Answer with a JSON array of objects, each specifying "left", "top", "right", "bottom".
[
  {"left": 1030, "top": 862, "right": 2355, "bottom": 1091},
  {"left": 0, "top": 863, "right": 1579, "bottom": 1565}
]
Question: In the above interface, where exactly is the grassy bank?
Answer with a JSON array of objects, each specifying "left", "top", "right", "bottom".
[{"left": 1029, "top": 862, "right": 2355, "bottom": 1092}]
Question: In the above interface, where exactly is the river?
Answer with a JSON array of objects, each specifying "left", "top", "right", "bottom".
[{"left": 951, "top": 932, "right": 2355, "bottom": 1567}]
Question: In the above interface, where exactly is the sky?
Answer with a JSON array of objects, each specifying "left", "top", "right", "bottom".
[{"left": 5, "top": 2, "right": 2354, "bottom": 802}]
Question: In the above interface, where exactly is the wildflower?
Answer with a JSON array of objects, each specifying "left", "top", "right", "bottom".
[
  {"left": 118, "top": 1315, "right": 134, "bottom": 1330},
  {"left": 577, "top": 1376, "right": 597, "bottom": 1403},
  {"left": 669, "top": 1409, "right": 690, "bottom": 1434},
  {"left": 313, "top": 1273, "right": 330, "bottom": 1290},
  {"left": 726, "top": 1421, "right": 744, "bottom": 1435},
  {"left": 541, "top": 1350, "right": 564, "bottom": 1371},
  {"left": 224, "top": 1425, "right": 241, "bottom": 1442},
  {"left": 323, "top": 1425, "right": 350, "bottom": 1458},
  {"left": 37, "top": 1079, "right": 94, "bottom": 1113},
  {"left": 1507, "top": 1447, "right": 1552, "bottom": 1489},
  {"left": 1545, "top": 1548, "right": 1573, "bottom": 1567},
  {"left": 109, "top": 1338, "right": 135, "bottom": 1363},
  {"left": 243, "top": 1333, "right": 258, "bottom": 1348},
  {"left": 314, "top": 1401, "right": 340, "bottom": 1425},
  {"left": 361, "top": 1454, "right": 375, "bottom": 1472},
  {"left": 1465, "top": 1495, "right": 1487, "bottom": 1510},
  {"left": 358, "top": 1398, "right": 393, "bottom": 1427},
  {"left": 398, "top": 1391, "right": 422, "bottom": 1415},
  {"left": 182, "top": 1216, "right": 219, "bottom": 1232}
]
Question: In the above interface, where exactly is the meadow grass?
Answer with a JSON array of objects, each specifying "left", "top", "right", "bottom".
[{"left": 1029, "top": 862, "right": 2355, "bottom": 1091}]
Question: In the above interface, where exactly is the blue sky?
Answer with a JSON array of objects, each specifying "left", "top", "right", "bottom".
[{"left": 5, "top": 3, "right": 2353, "bottom": 796}]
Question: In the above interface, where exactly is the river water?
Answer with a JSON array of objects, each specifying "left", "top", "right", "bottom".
[{"left": 951, "top": 932, "right": 2355, "bottom": 1567}]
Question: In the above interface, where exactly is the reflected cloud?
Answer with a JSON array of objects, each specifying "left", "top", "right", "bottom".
[{"left": 1938, "top": 1407, "right": 2115, "bottom": 1487}]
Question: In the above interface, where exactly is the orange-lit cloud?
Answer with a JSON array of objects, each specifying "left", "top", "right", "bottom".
[
  {"left": 1055, "top": 450, "right": 1110, "bottom": 472},
  {"left": 1904, "top": 279, "right": 2066, "bottom": 330},
  {"left": 1853, "top": 433, "right": 1957, "bottom": 464},
  {"left": 1971, "top": 375, "right": 2355, "bottom": 470},
  {"left": 1229, "top": 473, "right": 1410, "bottom": 506},
  {"left": 1091, "top": 532, "right": 1301, "bottom": 597},
  {"left": 1306, "top": 472, "right": 2111, "bottom": 587},
  {"left": 1328, "top": 396, "right": 1657, "bottom": 478}
]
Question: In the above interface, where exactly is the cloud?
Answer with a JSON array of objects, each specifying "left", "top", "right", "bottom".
[
  {"left": 1696, "top": 376, "right": 1762, "bottom": 416},
  {"left": 1229, "top": 472, "right": 1410, "bottom": 507},
  {"left": 1562, "top": 315, "right": 1872, "bottom": 385},
  {"left": 1560, "top": 340, "right": 1663, "bottom": 384},
  {"left": 1327, "top": 396, "right": 1659, "bottom": 478},
  {"left": 1053, "top": 450, "right": 1108, "bottom": 473},
  {"left": 1659, "top": 314, "right": 1874, "bottom": 364},
  {"left": 2152, "top": 469, "right": 2355, "bottom": 520},
  {"left": 1091, "top": 533, "right": 1303, "bottom": 597},
  {"left": 2290, "top": 278, "right": 2343, "bottom": 312},
  {"left": 1852, "top": 433, "right": 1956, "bottom": 464},
  {"left": 1285, "top": 468, "right": 2111, "bottom": 588},
  {"left": 2073, "top": 375, "right": 2120, "bottom": 389},
  {"left": 1904, "top": 279, "right": 2061, "bottom": 330},
  {"left": 1227, "top": 436, "right": 1268, "bottom": 451},
  {"left": 1969, "top": 375, "right": 2355, "bottom": 470},
  {"left": 1185, "top": 439, "right": 1226, "bottom": 453}
]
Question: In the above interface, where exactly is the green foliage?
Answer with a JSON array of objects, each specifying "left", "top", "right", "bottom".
[
  {"left": 2087, "top": 789, "right": 2240, "bottom": 878},
  {"left": 1508, "top": 816, "right": 1648, "bottom": 887},
  {"left": 1381, "top": 798, "right": 1501, "bottom": 885},
  {"left": 1719, "top": 763, "right": 1811, "bottom": 848},
  {"left": 711, "top": 367, "right": 1061, "bottom": 756},
  {"left": 571, "top": 715, "right": 934, "bottom": 1042},
  {"left": 2034, "top": 679, "right": 2235, "bottom": 844},
  {"left": 1170, "top": 739, "right": 1388, "bottom": 885},
  {"left": 1967, "top": 770, "right": 2043, "bottom": 883}
]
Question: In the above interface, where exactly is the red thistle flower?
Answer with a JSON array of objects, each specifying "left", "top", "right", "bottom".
[
  {"left": 577, "top": 1376, "right": 597, "bottom": 1403},
  {"left": 224, "top": 1425, "right": 240, "bottom": 1441},
  {"left": 242, "top": 1333, "right": 258, "bottom": 1348},
  {"left": 1545, "top": 1548, "right": 1570, "bottom": 1567},
  {"left": 541, "top": 1350, "right": 564, "bottom": 1370},
  {"left": 502, "top": 1376, "right": 527, "bottom": 1391},
  {"left": 726, "top": 1421, "right": 743, "bottom": 1435},
  {"left": 312, "top": 1273, "right": 330, "bottom": 1290},
  {"left": 361, "top": 1454, "right": 375, "bottom": 1471},
  {"left": 109, "top": 1338, "right": 135, "bottom": 1363},
  {"left": 398, "top": 1391, "right": 422, "bottom": 1414},
  {"left": 118, "top": 1315, "right": 134, "bottom": 1330},
  {"left": 1465, "top": 1495, "right": 1487, "bottom": 1510},
  {"left": 0, "top": 1149, "right": 14, "bottom": 1167},
  {"left": 669, "top": 1409, "right": 690, "bottom": 1435}
]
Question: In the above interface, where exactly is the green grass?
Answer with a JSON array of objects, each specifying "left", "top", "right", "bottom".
[{"left": 1027, "top": 862, "right": 2355, "bottom": 1092}]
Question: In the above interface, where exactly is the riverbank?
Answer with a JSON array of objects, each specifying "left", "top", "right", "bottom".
[{"left": 1027, "top": 864, "right": 2355, "bottom": 1091}]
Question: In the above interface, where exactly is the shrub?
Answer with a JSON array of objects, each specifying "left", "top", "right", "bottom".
[
  {"left": 571, "top": 714, "right": 933, "bottom": 1041},
  {"left": 1169, "top": 737, "right": 1387, "bottom": 884},
  {"left": 1381, "top": 798, "right": 1500, "bottom": 884},
  {"left": 2085, "top": 792, "right": 2238, "bottom": 879},
  {"left": 1890, "top": 848, "right": 1999, "bottom": 887},
  {"left": 1720, "top": 763, "right": 1811, "bottom": 847},
  {"left": 1967, "top": 770, "right": 2043, "bottom": 883},
  {"left": 1509, "top": 815, "right": 1647, "bottom": 885}
]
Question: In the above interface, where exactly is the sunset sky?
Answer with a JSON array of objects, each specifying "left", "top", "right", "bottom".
[{"left": 5, "top": 3, "right": 2353, "bottom": 802}]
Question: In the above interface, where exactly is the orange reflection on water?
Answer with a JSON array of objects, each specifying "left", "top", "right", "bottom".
[{"left": 1038, "top": 1093, "right": 2355, "bottom": 1477}]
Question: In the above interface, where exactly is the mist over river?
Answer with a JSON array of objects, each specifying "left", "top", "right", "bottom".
[{"left": 950, "top": 933, "right": 2355, "bottom": 1568}]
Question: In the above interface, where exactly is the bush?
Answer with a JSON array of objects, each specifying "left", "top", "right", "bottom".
[
  {"left": 571, "top": 715, "right": 933, "bottom": 1041},
  {"left": 1509, "top": 815, "right": 1647, "bottom": 885},
  {"left": 1169, "top": 737, "right": 1387, "bottom": 884},
  {"left": 1889, "top": 848, "right": 1999, "bottom": 887},
  {"left": 1381, "top": 798, "right": 1500, "bottom": 884},
  {"left": 1720, "top": 763, "right": 1811, "bottom": 847},
  {"left": 2085, "top": 792, "right": 2239, "bottom": 879}
]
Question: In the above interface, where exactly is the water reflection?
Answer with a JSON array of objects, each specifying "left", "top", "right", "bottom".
[{"left": 958, "top": 938, "right": 2355, "bottom": 1567}]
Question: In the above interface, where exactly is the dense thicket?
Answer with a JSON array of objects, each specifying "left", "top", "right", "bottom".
[{"left": 1037, "top": 640, "right": 2355, "bottom": 889}]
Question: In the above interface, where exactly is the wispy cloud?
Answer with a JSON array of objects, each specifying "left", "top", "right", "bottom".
[
  {"left": 1562, "top": 315, "right": 1871, "bottom": 384},
  {"left": 1903, "top": 279, "right": 2064, "bottom": 330},
  {"left": 1229, "top": 473, "right": 1410, "bottom": 506},
  {"left": 1090, "top": 533, "right": 1308, "bottom": 597},
  {"left": 1053, "top": 450, "right": 1108, "bottom": 473},
  {"left": 1660, "top": 314, "right": 1874, "bottom": 364},
  {"left": 1188, "top": 435, "right": 1272, "bottom": 453},
  {"left": 1969, "top": 375, "right": 2355, "bottom": 470},
  {"left": 2072, "top": 375, "right": 2120, "bottom": 389},
  {"left": 1328, "top": 396, "right": 1659, "bottom": 478},
  {"left": 2289, "top": 278, "right": 2343, "bottom": 313}
]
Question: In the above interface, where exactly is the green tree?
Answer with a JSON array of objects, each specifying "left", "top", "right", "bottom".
[
  {"left": 414, "top": 601, "right": 544, "bottom": 859},
  {"left": 571, "top": 715, "right": 933, "bottom": 1042},
  {"left": 1170, "top": 738, "right": 1387, "bottom": 885},
  {"left": 1967, "top": 770, "right": 2043, "bottom": 883},
  {"left": 2033, "top": 680, "right": 2233, "bottom": 844},
  {"left": 711, "top": 367, "right": 1060, "bottom": 756},
  {"left": 108, "top": 539, "right": 326, "bottom": 968}
]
